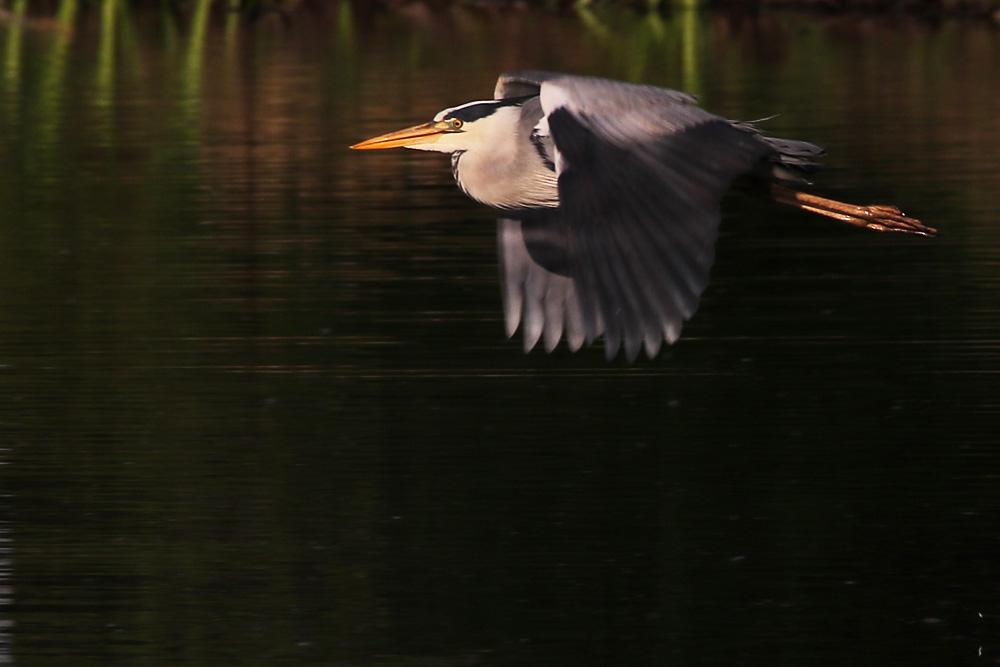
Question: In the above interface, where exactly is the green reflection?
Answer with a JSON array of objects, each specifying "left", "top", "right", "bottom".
[
  {"left": 95, "top": 0, "right": 119, "bottom": 109},
  {"left": 1, "top": 0, "right": 27, "bottom": 102},
  {"left": 678, "top": 6, "right": 701, "bottom": 96},
  {"left": 176, "top": 0, "right": 211, "bottom": 156},
  {"left": 184, "top": 0, "right": 212, "bottom": 98},
  {"left": 33, "top": 0, "right": 78, "bottom": 157},
  {"left": 576, "top": 6, "right": 612, "bottom": 42}
]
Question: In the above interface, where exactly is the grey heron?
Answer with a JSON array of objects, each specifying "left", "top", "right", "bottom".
[{"left": 352, "top": 70, "right": 934, "bottom": 361}]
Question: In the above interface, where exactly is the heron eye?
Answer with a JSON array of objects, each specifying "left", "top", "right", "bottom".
[{"left": 450, "top": 119, "right": 464, "bottom": 130}]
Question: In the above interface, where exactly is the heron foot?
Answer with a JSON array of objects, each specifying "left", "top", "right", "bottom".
[{"left": 770, "top": 184, "right": 937, "bottom": 237}]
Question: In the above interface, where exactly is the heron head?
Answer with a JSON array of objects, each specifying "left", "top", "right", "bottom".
[{"left": 351, "top": 99, "right": 525, "bottom": 154}]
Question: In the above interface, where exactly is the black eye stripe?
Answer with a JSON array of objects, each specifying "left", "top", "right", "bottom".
[
  {"left": 443, "top": 96, "right": 535, "bottom": 123},
  {"left": 444, "top": 103, "right": 498, "bottom": 123}
]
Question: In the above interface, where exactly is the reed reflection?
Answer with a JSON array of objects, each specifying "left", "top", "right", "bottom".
[{"left": 0, "top": 4, "right": 998, "bottom": 666}]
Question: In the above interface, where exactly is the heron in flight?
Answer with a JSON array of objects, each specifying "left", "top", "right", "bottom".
[{"left": 352, "top": 71, "right": 934, "bottom": 361}]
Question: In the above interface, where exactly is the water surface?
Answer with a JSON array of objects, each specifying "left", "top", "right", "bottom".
[{"left": 1, "top": 4, "right": 999, "bottom": 665}]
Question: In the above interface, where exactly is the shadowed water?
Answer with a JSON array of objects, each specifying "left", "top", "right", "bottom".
[{"left": 1, "top": 3, "right": 999, "bottom": 665}]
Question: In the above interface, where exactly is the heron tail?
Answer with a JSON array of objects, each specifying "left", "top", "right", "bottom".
[{"left": 760, "top": 136, "right": 826, "bottom": 184}]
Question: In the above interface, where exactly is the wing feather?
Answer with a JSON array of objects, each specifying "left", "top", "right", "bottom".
[
  {"left": 495, "top": 72, "right": 773, "bottom": 360},
  {"left": 498, "top": 216, "right": 590, "bottom": 354}
]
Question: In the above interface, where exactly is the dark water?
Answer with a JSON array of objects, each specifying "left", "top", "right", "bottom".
[{"left": 1, "top": 3, "right": 999, "bottom": 665}]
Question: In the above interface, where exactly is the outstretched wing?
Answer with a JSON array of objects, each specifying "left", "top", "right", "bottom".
[
  {"left": 498, "top": 213, "right": 593, "bottom": 355},
  {"left": 496, "top": 72, "right": 771, "bottom": 361}
]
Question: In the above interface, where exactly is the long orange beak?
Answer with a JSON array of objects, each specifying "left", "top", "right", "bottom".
[{"left": 350, "top": 121, "right": 449, "bottom": 150}]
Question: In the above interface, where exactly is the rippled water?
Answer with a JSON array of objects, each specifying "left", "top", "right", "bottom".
[{"left": 1, "top": 3, "right": 999, "bottom": 665}]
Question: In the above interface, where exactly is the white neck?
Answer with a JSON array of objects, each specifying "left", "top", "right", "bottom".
[{"left": 414, "top": 106, "right": 558, "bottom": 210}]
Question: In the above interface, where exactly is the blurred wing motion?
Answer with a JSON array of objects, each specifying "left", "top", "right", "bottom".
[{"left": 495, "top": 71, "right": 773, "bottom": 361}]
